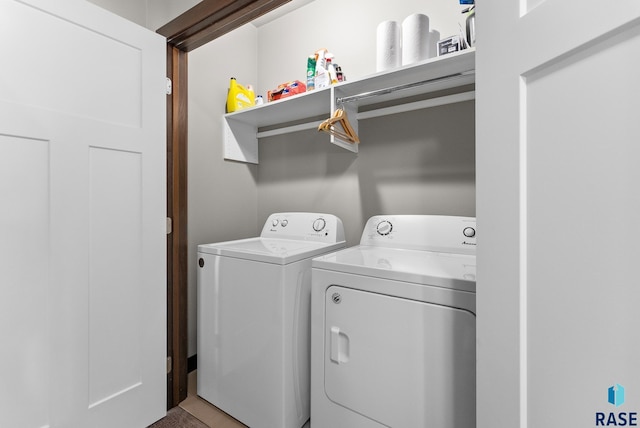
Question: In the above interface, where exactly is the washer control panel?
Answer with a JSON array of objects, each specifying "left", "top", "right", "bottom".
[
  {"left": 362, "top": 215, "right": 476, "bottom": 255},
  {"left": 260, "top": 212, "right": 345, "bottom": 243}
]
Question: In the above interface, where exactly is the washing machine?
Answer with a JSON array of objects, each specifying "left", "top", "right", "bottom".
[
  {"left": 310, "top": 215, "right": 476, "bottom": 428},
  {"left": 197, "top": 212, "right": 345, "bottom": 428}
]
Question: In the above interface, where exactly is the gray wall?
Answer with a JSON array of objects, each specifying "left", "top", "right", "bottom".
[
  {"left": 188, "top": 0, "right": 475, "bottom": 356},
  {"left": 188, "top": 25, "right": 260, "bottom": 355},
  {"left": 257, "top": 104, "right": 475, "bottom": 245},
  {"left": 254, "top": 0, "right": 474, "bottom": 245},
  {"left": 255, "top": 0, "right": 464, "bottom": 94}
]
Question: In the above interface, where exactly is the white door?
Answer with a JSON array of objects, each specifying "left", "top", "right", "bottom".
[
  {"left": 324, "top": 286, "right": 476, "bottom": 428},
  {"left": 0, "top": 1, "right": 166, "bottom": 427},
  {"left": 477, "top": 2, "right": 640, "bottom": 427}
]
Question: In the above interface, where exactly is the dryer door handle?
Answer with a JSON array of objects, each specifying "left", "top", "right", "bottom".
[{"left": 330, "top": 326, "right": 350, "bottom": 364}]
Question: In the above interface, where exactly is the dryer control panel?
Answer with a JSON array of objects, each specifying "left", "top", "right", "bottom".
[
  {"left": 260, "top": 212, "right": 346, "bottom": 243},
  {"left": 361, "top": 215, "right": 476, "bottom": 255}
]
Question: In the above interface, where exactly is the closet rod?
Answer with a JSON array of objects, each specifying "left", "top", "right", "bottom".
[
  {"left": 356, "top": 91, "right": 475, "bottom": 120},
  {"left": 336, "top": 70, "right": 475, "bottom": 106},
  {"left": 256, "top": 120, "right": 322, "bottom": 139},
  {"left": 255, "top": 91, "right": 474, "bottom": 140}
]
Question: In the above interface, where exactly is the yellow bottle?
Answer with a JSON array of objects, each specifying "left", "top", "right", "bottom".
[{"left": 226, "top": 77, "right": 255, "bottom": 113}]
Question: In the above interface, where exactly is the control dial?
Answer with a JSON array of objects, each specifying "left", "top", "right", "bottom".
[
  {"left": 463, "top": 227, "right": 476, "bottom": 238},
  {"left": 313, "top": 218, "right": 326, "bottom": 232},
  {"left": 376, "top": 220, "right": 393, "bottom": 236}
]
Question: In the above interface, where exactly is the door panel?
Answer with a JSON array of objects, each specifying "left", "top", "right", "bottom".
[
  {"left": 526, "top": 20, "right": 640, "bottom": 427},
  {"left": 0, "top": 1, "right": 166, "bottom": 427},
  {"left": 88, "top": 147, "right": 143, "bottom": 407},
  {"left": 197, "top": 255, "right": 284, "bottom": 427},
  {"left": 324, "top": 285, "right": 476, "bottom": 428},
  {"left": 477, "top": 1, "right": 640, "bottom": 427},
  {"left": 1, "top": 0, "right": 142, "bottom": 126},
  {"left": 0, "top": 135, "right": 50, "bottom": 428}
]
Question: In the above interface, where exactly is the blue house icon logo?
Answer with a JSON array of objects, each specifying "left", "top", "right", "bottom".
[
  {"left": 609, "top": 384, "right": 626, "bottom": 408},
  {"left": 596, "top": 384, "right": 637, "bottom": 426}
]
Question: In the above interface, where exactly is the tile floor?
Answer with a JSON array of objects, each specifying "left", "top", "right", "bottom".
[{"left": 179, "top": 371, "right": 310, "bottom": 428}]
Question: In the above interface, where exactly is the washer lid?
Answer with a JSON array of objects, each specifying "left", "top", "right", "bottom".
[
  {"left": 198, "top": 237, "right": 346, "bottom": 265},
  {"left": 312, "top": 246, "right": 476, "bottom": 292}
]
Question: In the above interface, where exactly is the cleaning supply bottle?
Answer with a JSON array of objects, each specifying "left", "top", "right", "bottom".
[
  {"left": 327, "top": 55, "right": 339, "bottom": 85},
  {"left": 306, "top": 55, "right": 316, "bottom": 91},
  {"left": 226, "top": 77, "right": 255, "bottom": 113},
  {"left": 314, "top": 49, "right": 330, "bottom": 89}
]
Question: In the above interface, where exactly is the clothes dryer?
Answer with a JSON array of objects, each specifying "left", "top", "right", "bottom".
[
  {"left": 310, "top": 215, "right": 476, "bottom": 428},
  {"left": 197, "top": 212, "right": 345, "bottom": 428}
]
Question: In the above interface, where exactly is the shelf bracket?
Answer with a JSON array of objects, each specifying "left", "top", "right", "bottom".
[{"left": 223, "top": 117, "right": 258, "bottom": 164}]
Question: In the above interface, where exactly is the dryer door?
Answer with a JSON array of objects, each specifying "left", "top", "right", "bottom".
[{"left": 324, "top": 285, "right": 476, "bottom": 428}]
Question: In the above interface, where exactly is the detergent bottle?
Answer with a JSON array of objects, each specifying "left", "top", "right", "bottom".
[{"left": 226, "top": 77, "right": 255, "bottom": 113}]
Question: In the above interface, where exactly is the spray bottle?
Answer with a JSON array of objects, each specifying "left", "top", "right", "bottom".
[
  {"left": 326, "top": 54, "right": 339, "bottom": 85},
  {"left": 314, "top": 49, "right": 330, "bottom": 89}
]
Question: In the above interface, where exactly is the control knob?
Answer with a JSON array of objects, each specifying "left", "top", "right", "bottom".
[
  {"left": 376, "top": 220, "right": 393, "bottom": 236},
  {"left": 463, "top": 227, "right": 476, "bottom": 238},
  {"left": 313, "top": 218, "right": 326, "bottom": 232}
]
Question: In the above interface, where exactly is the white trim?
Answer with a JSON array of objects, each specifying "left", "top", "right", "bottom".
[{"left": 518, "top": 76, "right": 528, "bottom": 428}]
